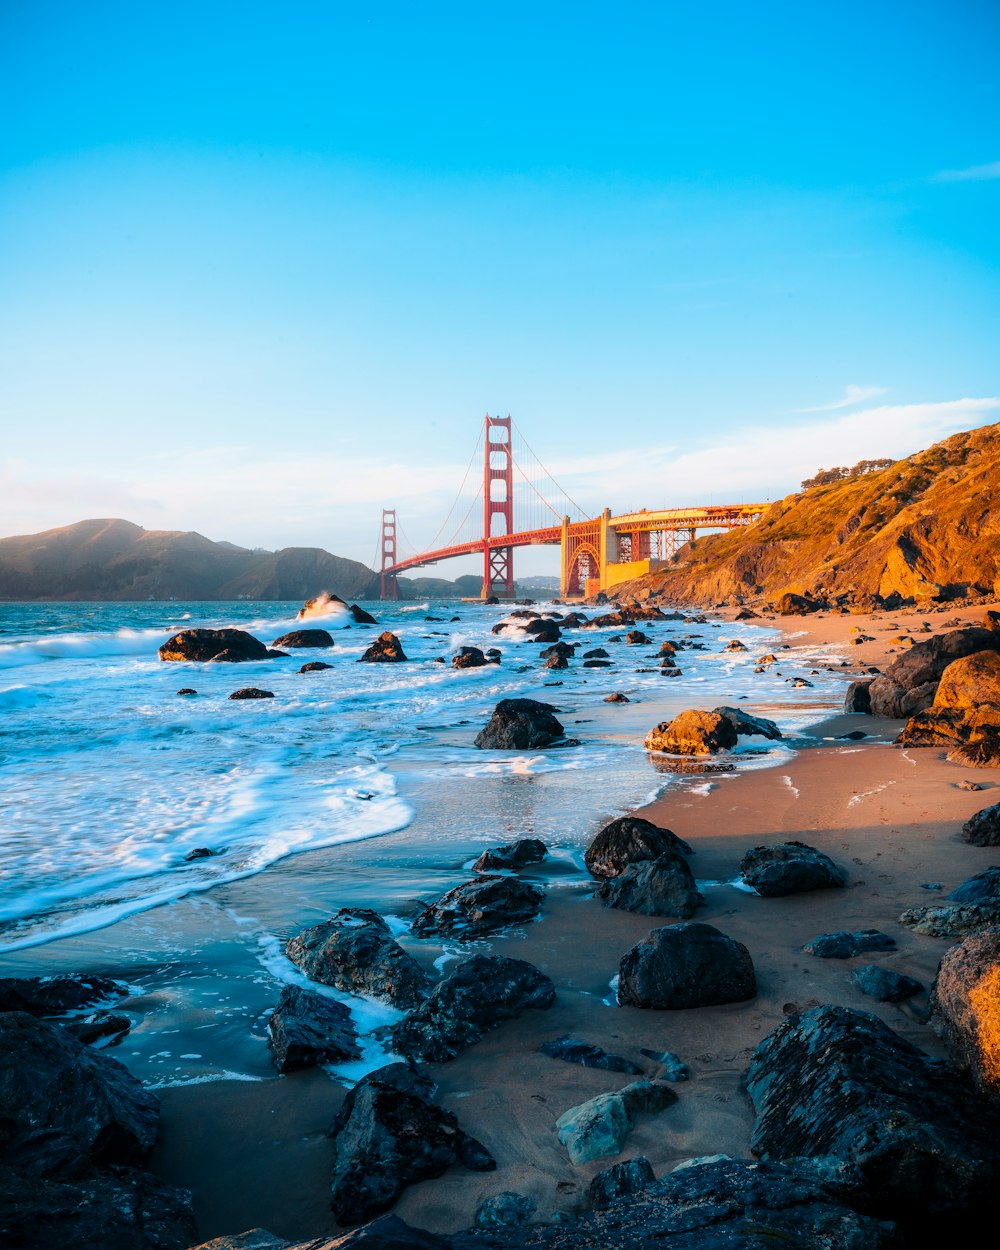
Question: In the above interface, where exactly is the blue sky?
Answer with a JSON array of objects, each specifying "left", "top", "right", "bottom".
[{"left": 1, "top": 1, "right": 998, "bottom": 576}]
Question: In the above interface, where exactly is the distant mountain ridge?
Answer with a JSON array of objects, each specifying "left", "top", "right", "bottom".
[{"left": 0, "top": 519, "right": 477, "bottom": 601}]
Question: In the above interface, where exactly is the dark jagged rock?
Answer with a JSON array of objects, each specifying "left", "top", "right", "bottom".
[
  {"left": 584, "top": 816, "right": 693, "bottom": 881},
  {"left": 522, "top": 618, "right": 561, "bottom": 643},
  {"left": 851, "top": 964, "right": 923, "bottom": 1002},
  {"left": 184, "top": 846, "right": 214, "bottom": 860},
  {"left": 583, "top": 647, "right": 610, "bottom": 659},
  {"left": 359, "top": 631, "right": 408, "bottom": 663},
  {"left": 803, "top": 929, "right": 896, "bottom": 958},
  {"left": 867, "top": 627, "right": 1000, "bottom": 717},
  {"left": 899, "top": 901, "right": 1000, "bottom": 937},
  {"left": 540, "top": 641, "right": 576, "bottom": 660},
  {"left": 583, "top": 659, "right": 612, "bottom": 668},
  {"left": 540, "top": 1035, "right": 643, "bottom": 1074},
  {"left": 188, "top": 1233, "right": 290, "bottom": 1250},
  {"left": 963, "top": 801, "right": 1000, "bottom": 846},
  {"left": 597, "top": 854, "right": 702, "bottom": 919},
  {"left": 326, "top": 1062, "right": 495, "bottom": 1225},
  {"left": 472, "top": 838, "right": 547, "bottom": 872},
  {"left": 62, "top": 1012, "right": 133, "bottom": 1046},
  {"left": 740, "top": 840, "right": 848, "bottom": 897},
  {"left": 474, "top": 698, "right": 566, "bottom": 750},
  {"left": 0, "top": 974, "right": 123, "bottom": 1016},
  {"left": 931, "top": 924, "right": 1000, "bottom": 1102},
  {"left": 266, "top": 984, "right": 362, "bottom": 1073},
  {"left": 475, "top": 1191, "right": 536, "bottom": 1229},
  {"left": 228, "top": 687, "right": 275, "bottom": 700},
  {"left": 711, "top": 705, "right": 782, "bottom": 740},
  {"left": 452, "top": 646, "right": 488, "bottom": 669},
  {"left": 544, "top": 654, "right": 568, "bottom": 670},
  {"left": 589, "top": 1156, "right": 655, "bottom": 1209},
  {"left": 0, "top": 1012, "right": 159, "bottom": 1166},
  {"left": 158, "top": 627, "right": 270, "bottom": 663},
  {"left": 747, "top": 1003, "right": 1000, "bottom": 1224},
  {"left": 603, "top": 692, "right": 629, "bottom": 702},
  {"left": 644, "top": 709, "right": 738, "bottom": 755},
  {"left": 300, "top": 660, "right": 334, "bottom": 673},
  {"left": 617, "top": 923, "right": 756, "bottom": 1009},
  {"left": 390, "top": 954, "right": 555, "bottom": 1062},
  {"left": 411, "top": 875, "right": 546, "bottom": 939},
  {"left": 625, "top": 630, "right": 650, "bottom": 645},
  {"left": 555, "top": 1080, "right": 676, "bottom": 1164},
  {"left": 950, "top": 865, "right": 1000, "bottom": 903},
  {"left": 639, "top": 1049, "right": 688, "bottom": 1080},
  {"left": 271, "top": 629, "right": 335, "bottom": 648},
  {"left": 349, "top": 604, "right": 378, "bottom": 624},
  {"left": 844, "top": 678, "right": 874, "bottom": 713},
  {"left": 286, "top": 908, "right": 431, "bottom": 1010},
  {"left": 176, "top": 687, "right": 197, "bottom": 695},
  {"left": 266, "top": 648, "right": 290, "bottom": 658}
]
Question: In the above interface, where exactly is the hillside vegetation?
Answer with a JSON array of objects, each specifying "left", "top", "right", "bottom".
[{"left": 612, "top": 421, "right": 1000, "bottom": 608}]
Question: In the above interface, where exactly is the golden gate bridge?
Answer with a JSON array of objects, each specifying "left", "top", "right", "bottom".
[{"left": 378, "top": 414, "right": 765, "bottom": 600}]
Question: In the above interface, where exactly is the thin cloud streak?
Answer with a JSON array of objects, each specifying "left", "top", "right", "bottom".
[
  {"left": 933, "top": 160, "right": 1000, "bottom": 182},
  {"left": 793, "top": 384, "right": 888, "bottom": 413}
]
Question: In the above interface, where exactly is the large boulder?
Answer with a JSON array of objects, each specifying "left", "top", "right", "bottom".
[
  {"left": 390, "top": 954, "right": 555, "bottom": 1062},
  {"left": 867, "top": 627, "right": 1000, "bottom": 718},
  {"left": 326, "top": 1062, "right": 495, "bottom": 1225},
  {"left": 933, "top": 649, "right": 1000, "bottom": 710},
  {"left": 474, "top": 698, "right": 566, "bottom": 749},
  {"left": 747, "top": 1004, "right": 1000, "bottom": 1223},
  {"left": 844, "top": 679, "right": 874, "bottom": 713},
  {"left": 473, "top": 838, "right": 547, "bottom": 872},
  {"left": 285, "top": 908, "right": 431, "bottom": 1009},
  {"left": 597, "top": 854, "right": 702, "bottom": 919},
  {"left": 411, "top": 875, "right": 546, "bottom": 939},
  {"left": 270, "top": 629, "right": 335, "bottom": 648},
  {"left": 739, "top": 841, "right": 848, "bottom": 897},
  {"left": 644, "top": 709, "right": 738, "bottom": 755},
  {"left": 158, "top": 628, "right": 270, "bottom": 663},
  {"left": 0, "top": 974, "right": 123, "bottom": 1016},
  {"left": 712, "top": 705, "right": 783, "bottom": 740},
  {"left": 266, "top": 984, "right": 362, "bottom": 1073},
  {"left": 452, "top": 646, "right": 489, "bottom": 669},
  {"left": 584, "top": 816, "right": 692, "bottom": 880},
  {"left": 931, "top": 923, "right": 1000, "bottom": 1102},
  {"left": 617, "top": 923, "right": 756, "bottom": 1009},
  {"left": 555, "top": 1080, "right": 676, "bottom": 1165},
  {"left": 950, "top": 865, "right": 1000, "bottom": 904},
  {"left": 963, "top": 801, "right": 1000, "bottom": 846},
  {"left": 588, "top": 1156, "right": 655, "bottom": 1209},
  {"left": 359, "top": 631, "right": 408, "bottom": 662},
  {"left": 772, "top": 592, "right": 823, "bottom": 615}
]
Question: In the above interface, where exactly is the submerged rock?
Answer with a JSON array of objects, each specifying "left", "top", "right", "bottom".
[
  {"left": 411, "top": 875, "right": 546, "bottom": 939},
  {"left": 739, "top": 841, "right": 847, "bottom": 897},
  {"left": 0, "top": 974, "right": 124, "bottom": 1016},
  {"left": 617, "top": 923, "right": 756, "bottom": 1009},
  {"left": 228, "top": 687, "right": 274, "bottom": 700},
  {"left": 473, "top": 838, "right": 548, "bottom": 872},
  {"left": 158, "top": 628, "right": 270, "bottom": 663},
  {"left": 271, "top": 629, "right": 335, "bottom": 649},
  {"left": 584, "top": 816, "right": 692, "bottom": 880},
  {"left": 299, "top": 660, "right": 333, "bottom": 673},
  {"left": 359, "top": 631, "right": 408, "bottom": 663},
  {"left": 474, "top": 698, "right": 566, "bottom": 749},
  {"left": 266, "top": 984, "right": 361, "bottom": 1073}
]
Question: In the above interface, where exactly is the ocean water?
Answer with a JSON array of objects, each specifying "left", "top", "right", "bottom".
[{"left": 0, "top": 596, "right": 852, "bottom": 1086}]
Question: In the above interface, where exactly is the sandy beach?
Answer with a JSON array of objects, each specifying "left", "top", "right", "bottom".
[{"left": 134, "top": 599, "right": 1000, "bottom": 1245}]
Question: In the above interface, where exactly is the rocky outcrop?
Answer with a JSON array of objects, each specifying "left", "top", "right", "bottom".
[
  {"left": 266, "top": 984, "right": 361, "bottom": 1073},
  {"left": 899, "top": 902, "right": 1000, "bottom": 938},
  {"left": 158, "top": 628, "right": 270, "bottom": 662},
  {"left": 326, "top": 1062, "right": 495, "bottom": 1225},
  {"left": 934, "top": 649, "right": 1000, "bottom": 708},
  {"left": 867, "top": 627, "right": 1000, "bottom": 717},
  {"left": 0, "top": 974, "right": 123, "bottom": 1016},
  {"left": 556, "top": 1080, "right": 676, "bottom": 1165},
  {"left": 584, "top": 816, "right": 692, "bottom": 880},
  {"left": 359, "top": 632, "right": 408, "bottom": 663},
  {"left": 474, "top": 699, "right": 566, "bottom": 749},
  {"left": 476, "top": 1192, "right": 535, "bottom": 1230},
  {"left": 712, "top": 705, "right": 782, "bottom": 740},
  {"left": 390, "top": 955, "right": 555, "bottom": 1062},
  {"left": 963, "top": 801, "right": 1000, "bottom": 846},
  {"left": 271, "top": 629, "right": 335, "bottom": 648},
  {"left": 739, "top": 841, "right": 848, "bottom": 897},
  {"left": 931, "top": 924, "right": 1000, "bottom": 1101},
  {"left": 285, "top": 908, "right": 430, "bottom": 1009},
  {"left": 597, "top": 855, "right": 702, "bottom": 919},
  {"left": 411, "top": 876, "right": 546, "bottom": 939},
  {"left": 617, "top": 923, "right": 756, "bottom": 1009},
  {"left": 588, "top": 1156, "right": 655, "bottom": 1209},
  {"left": 644, "top": 709, "right": 738, "bottom": 755},
  {"left": 844, "top": 679, "right": 874, "bottom": 713},
  {"left": 472, "top": 838, "right": 547, "bottom": 872}
]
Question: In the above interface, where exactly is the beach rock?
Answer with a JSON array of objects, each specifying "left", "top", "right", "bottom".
[
  {"left": 603, "top": 692, "right": 629, "bottom": 703},
  {"left": 747, "top": 1003, "right": 1000, "bottom": 1223},
  {"left": 948, "top": 727, "right": 1000, "bottom": 768},
  {"left": 772, "top": 592, "right": 823, "bottom": 615},
  {"left": 0, "top": 1012, "right": 159, "bottom": 1166},
  {"left": 898, "top": 902, "right": 1000, "bottom": 937},
  {"left": 639, "top": 1049, "right": 689, "bottom": 1080},
  {"left": 474, "top": 698, "right": 566, "bottom": 750},
  {"left": 297, "top": 592, "right": 348, "bottom": 619},
  {"left": 452, "top": 646, "right": 488, "bottom": 669},
  {"left": 644, "top": 709, "right": 738, "bottom": 756},
  {"left": 556, "top": 1080, "right": 676, "bottom": 1165},
  {"left": 158, "top": 628, "right": 270, "bottom": 663},
  {"left": 540, "top": 1035, "right": 643, "bottom": 1075},
  {"left": 62, "top": 1011, "right": 133, "bottom": 1046},
  {"left": 390, "top": 954, "right": 555, "bottom": 1062},
  {"left": 583, "top": 659, "right": 612, "bottom": 668},
  {"left": 228, "top": 687, "right": 275, "bottom": 700},
  {"left": 803, "top": 929, "right": 896, "bottom": 959},
  {"left": 523, "top": 619, "right": 561, "bottom": 643},
  {"left": 411, "top": 875, "right": 545, "bottom": 939},
  {"left": 349, "top": 604, "right": 378, "bottom": 624},
  {"left": 472, "top": 838, "right": 547, "bottom": 872},
  {"left": 359, "top": 631, "right": 407, "bottom": 663},
  {"left": 176, "top": 687, "right": 197, "bottom": 695},
  {"left": 544, "top": 654, "right": 568, "bottom": 670},
  {"left": 950, "top": 865, "right": 1000, "bottom": 904},
  {"left": 931, "top": 924, "right": 1000, "bottom": 1102},
  {"left": 299, "top": 660, "right": 333, "bottom": 673},
  {"left": 894, "top": 705, "right": 970, "bottom": 746},
  {"left": 266, "top": 984, "right": 362, "bottom": 1073},
  {"left": 597, "top": 854, "right": 702, "bottom": 919},
  {"left": 724, "top": 638, "right": 747, "bottom": 652},
  {"left": 712, "top": 705, "right": 783, "bottom": 740},
  {"left": 625, "top": 630, "right": 650, "bottom": 645},
  {"left": 933, "top": 649, "right": 1000, "bottom": 709},
  {"left": 0, "top": 973, "right": 123, "bottom": 1016},
  {"left": 271, "top": 629, "right": 335, "bottom": 649},
  {"left": 583, "top": 647, "right": 610, "bottom": 659},
  {"left": 326, "top": 1062, "right": 495, "bottom": 1225},
  {"left": 540, "top": 641, "right": 576, "bottom": 660},
  {"left": 843, "top": 679, "right": 874, "bottom": 713},
  {"left": 739, "top": 840, "right": 848, "bottom": 897},
  {"left": 867, "top": 627, "right": 1000, "bottom": 717},
  {"left": 584, "top": 816, "right": 693, "bottom": 880},
  {"left": 475, "top": 1191, "right": 536, "bottom": 1230},
  {"left": 286, "top": 908, "right": 431, "bottom": 1010},
  {"left": 851, "top": 964, "right": 923, "bottom": 1002},
  {"left": 589, "top": 1156, "right": 655, "bottom": 1209},
  {"left": 617, "top": 923, "right": 756, "bottom": 1009}
]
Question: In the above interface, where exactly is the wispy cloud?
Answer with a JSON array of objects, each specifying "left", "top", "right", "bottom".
[
  {"left": 933, "top": 160, "right": 1000, "bottom": 183},
  {"left": 793, "top": 384, "right": 888, "bottom": 414}
]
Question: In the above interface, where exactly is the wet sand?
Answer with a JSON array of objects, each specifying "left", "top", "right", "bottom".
[{"left": 146, "top": 599, "right": 1000, "bottom": 1244}]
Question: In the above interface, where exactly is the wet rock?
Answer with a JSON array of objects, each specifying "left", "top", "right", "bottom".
[
  {"left": 540, "top": 641, "right": 576, "bottom": 661},
  {"left": 851, "top": 964, "right": 923, "bottom": 1002},
  {"left": 271, "top": 629, "right": 335, "bottom": 649},
  {"left": 803, "top": 929, "right": 896, "bottom": 958},
  {"left": 62, "top": 1011, "right": 133, "bottom": 1046},
  {"left": 836, "top": 730, "right": 868, "bottom": 740},
  {"left": 349, "top": 604, "right": 378, "bottom": 624},
  {"left": 544, "top": 654, "right": 568, "bottom": 670},
  {"left": 390, "top": 954, "right": 555, "bottom": 1062},
  {"left": 540, "top": 1035, "right": 643, "bottom": 1075},
  {"left": 228, "top": 687, "right": 275, "bottom": 700},
  {"left": 0, "top": 974, "right": 124, "bottom": 1016},
  {"left": 188, "top": 1233, "right": 289, "bottom": 1250},
  {"left": 625, "top": 631, "right": 650, "bottom": 645},
  {"left": 644, "top": 709, "right": 738, "bottom": 755},
  {"left": 724, "top": 638, "right": 747, "bottom": 652},
  {"left": 867, "top": 627, "right": 1000, "bottom": 717},
  {"left": 266, "top": 984, "right": 362, "bottom": 1073},
  {"left": 326, "top": 1062, "right": 495, "bottom": 1225},
  {"left": 474, "top": 698, "right": 566, "bottom": 749},
  {"left": 472, "top": 838, "right": 548, "bottom": 871},
  {"left": 476, "top": 1191, "right": 536, "bottom": 1229},
  {"left": 712, "top": 705, "right": 782, "bottom": 740},
  {"left": 286, "top": 908, "right": 431, "bottom": 1010},
  {"left": 359, "top": 631, "right": 408, "bottom": 663},
  {"left": 617, "top": 923, "right": 756, "bottom": 1009},
  {"left": 523, "top": 618, "right": 561, "bottom": 643},
  {"left": 584, "top": 816, "right": 692, "bottom": 880},
  {"left": 740, "top": 841, "right": 848, "bottom": 897},
  {"left": 185, "top": 846, "right": 214, "bottom": 860},
  {"left": 843, "top": 678, "right": 874, "bottom": 713},
  {"left": 950, "top": 865, "right": 1000, "bottom": 904},
  {"left": 411, "top": 875, "right": 546, "bottom": 939},
  {"left": 899, "top": 901, "right": 1000, "bottom": 937},
  {"left": 747, "top": 1003, "right": 1000, "bottom": 1223},
  {"left": 583, "top": 659, "right": 612, "bottom": 668},
  {"left": 589, "top": 1156, "right": 655, "bottom": 1209},
  {"left": 603, "top": 692, "right": 629, "bottom": 703},
  {"left": 158, "top": 628, "right": 270, "bottom": 663},
  {"left": 597, "top": 854, "right": 702, "bottom": 920},
  {"left": 931, "top": 923, "right": 1000, "bottom": 1102},
  {"left": 299, "top": 660, "right": 333, "bottom": 673},
  {"left": 791, "top": 677, "right": 813, "bottom": 688},
  {"left": 556, "top": 1080, "right": 676, "bottom": 1165},
  {"left": 583, "top": 647, "right": 610, "bottom": 659},
  {"left": 176, "top": 687, "right": 197, "bottom": 696},
  {"left": 638, "top": 1049, "right": 688, "bottom": 1080}
]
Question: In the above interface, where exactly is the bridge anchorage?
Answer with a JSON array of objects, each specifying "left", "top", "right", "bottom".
[{"left": 378, "top": 415, "right": 766, "bottom": 601}]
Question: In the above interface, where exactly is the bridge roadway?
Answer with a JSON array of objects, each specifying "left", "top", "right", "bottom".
[{"left": 384, "top": 502, "right": 765, "bottom": 597}]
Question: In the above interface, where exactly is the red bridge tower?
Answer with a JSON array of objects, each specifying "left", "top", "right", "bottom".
[{"left": 482, "top": 413, "right": 514, "bottom": 599}]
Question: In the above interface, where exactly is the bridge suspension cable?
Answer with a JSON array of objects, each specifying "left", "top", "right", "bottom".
[{"left": 510, "top": 420, "right": 590, "bottom": 524}]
